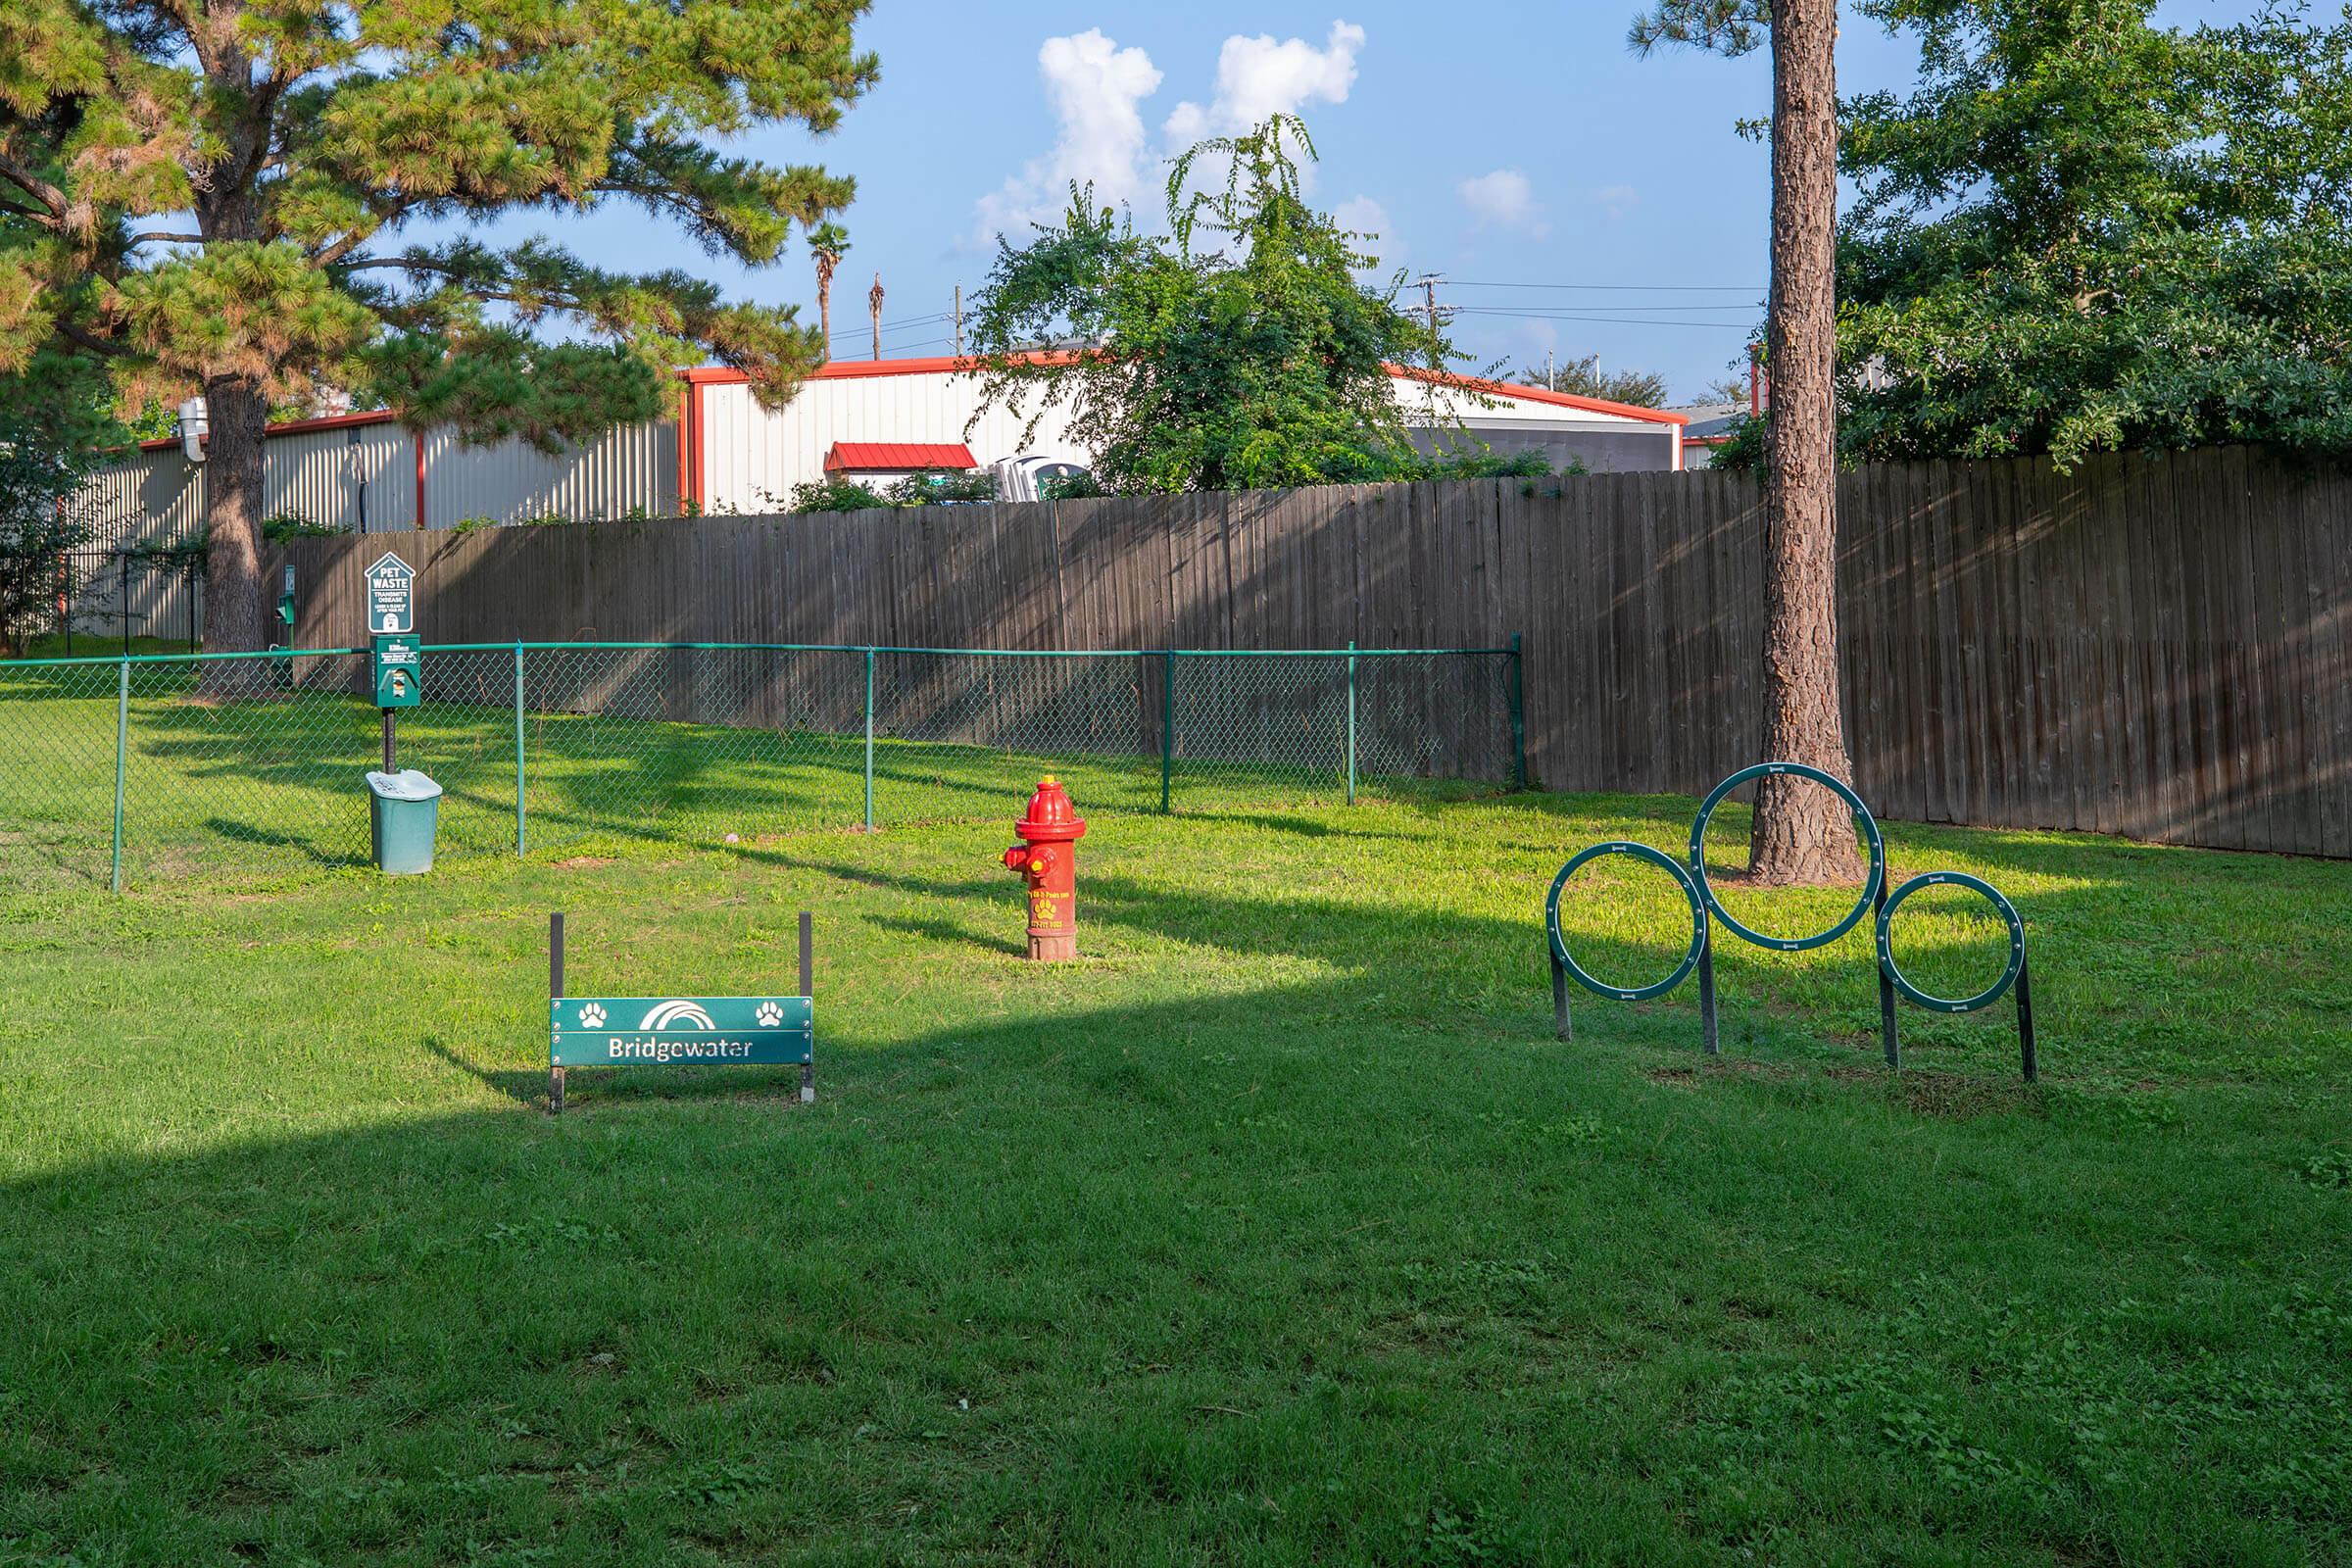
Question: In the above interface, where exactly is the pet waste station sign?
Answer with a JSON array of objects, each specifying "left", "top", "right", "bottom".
[{"left": 365, "top": 552, "right": 415, "bottom": 634}]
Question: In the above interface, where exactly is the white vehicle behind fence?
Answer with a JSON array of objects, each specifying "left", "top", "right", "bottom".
[{"left": 991, "top": 455, "right": 1093, "bottom": 503}]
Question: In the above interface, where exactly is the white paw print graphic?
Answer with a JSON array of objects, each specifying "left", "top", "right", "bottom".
[
  {"left": 755, "top": 1002, "right": 784, "bottom": 1027},
  {"left": 577, "top": 1003, "right": 607, "bottom": 1028}
]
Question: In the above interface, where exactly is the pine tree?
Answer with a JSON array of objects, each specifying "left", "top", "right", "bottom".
[
  {"left": 0, "top": 0, "right": 878, "bottom": 660},
  {"left": 1632, "top": 0, "right": 1862, "bottom": 885}
]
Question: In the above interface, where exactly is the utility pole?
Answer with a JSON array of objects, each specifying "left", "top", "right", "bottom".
[
  {"left": 954, "top": 285, "right": 963, "bottom": 357},
  {"left": 1412, "top": 273, "right": 1447, "bottom": 368},
  {"left": 868, "top": 273, "right": 885, "bottom": 362},
  {"left": 1545, "top": 348, "right": 1554, "bottom": 390}
]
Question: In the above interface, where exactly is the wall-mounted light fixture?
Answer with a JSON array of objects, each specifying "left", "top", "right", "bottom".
[{"left": 176, "top": 398, "right": 208, "bottom": 465}]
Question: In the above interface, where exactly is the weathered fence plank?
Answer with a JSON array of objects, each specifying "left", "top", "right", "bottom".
[{"left": 270, "top": 446, "right": 2351, "bottom": 858}]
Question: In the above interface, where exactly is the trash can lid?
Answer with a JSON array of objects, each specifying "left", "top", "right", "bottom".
[{"left": 365, "top": 768, "right": 443, "bottom": 802}]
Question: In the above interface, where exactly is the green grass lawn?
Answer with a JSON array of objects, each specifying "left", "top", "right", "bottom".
[
  {"left": 1, "top": 792, "right": 2347, "bottom": 1564},
  {"left": 0, "top": 651, "right": 1499, "bottom": 891}
]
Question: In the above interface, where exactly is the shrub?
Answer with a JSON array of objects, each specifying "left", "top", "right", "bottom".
[{"left": 784, "top": 476, "right": 892, "bottom": 514}]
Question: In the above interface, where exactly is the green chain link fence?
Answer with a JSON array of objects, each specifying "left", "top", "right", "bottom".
[{"left": 0, "top": 640, "right": 1524, "bottom": 891}]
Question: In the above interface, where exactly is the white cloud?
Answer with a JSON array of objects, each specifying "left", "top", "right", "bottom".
[
  {"left": 1593, "top": 183, "right": 1641, "bottom": 221},
  {"left": 973, "top": 29, "right": 1164, "bottom": 245},
  {"left": 1331, "top": 194, "right": 1397, "bottom": 274},
  {"left": 975, "top": 22, "right": 1371, "bottom": 248},
  {"left": 1458, "top": 169, "right": 1539, "bottom": 230},
  {"left": 1164, "top": 21, "right": 1366, "bottom": 141}
]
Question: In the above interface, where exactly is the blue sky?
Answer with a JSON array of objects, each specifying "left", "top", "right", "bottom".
[{"left": 539, "top": 1, "right": 2270, "bottom": 404}]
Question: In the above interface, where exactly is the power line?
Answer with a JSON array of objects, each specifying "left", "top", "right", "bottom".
[
  {"left": 1446, "top": 278, "right": 1764, "bottom": 293},
  {"left": 1451, "top": 309, "right": 1756, "bottom": 330},
  {"left": 829, "top": 311, "right": 948, "bottom": 344},
  {"left": 1450, "top": 303, "right": 1759, "bottom": 315}
]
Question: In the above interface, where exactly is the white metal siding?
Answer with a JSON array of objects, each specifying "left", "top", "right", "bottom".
[
  {"left": 701, "top": 375, "right": 1085, "bottom": 513},
  {"left": 703, "top": 370, "right": 1678, "bottom": 509},
  {"left": 422, "top": 419, "right": 680, "bottom": 526},
  {"left": 263, "top": 423, "right": 413, "bottom": 532},
  {"left": 81, "top": 449, "right": 205, "bottom": 548}
]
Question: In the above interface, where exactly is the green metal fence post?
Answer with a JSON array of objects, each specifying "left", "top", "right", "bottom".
[
  {"left": 1346, "top": 640, "right": 1358, "bottom": 806},
  {"left": 110, "top": 658, "right": 128, "bottom": 893},
  {"left": 862, "top": 647, "right": 876, "bottom": 831},
  {"left": 1159, "top": 649, "right": 1176, "bottom": 813},
  {"left": 1507, "top": 631, "right": 1529, "bottom": 791},
  {"left": 513, "top": 641, "right": 527, "bottom": 856}
]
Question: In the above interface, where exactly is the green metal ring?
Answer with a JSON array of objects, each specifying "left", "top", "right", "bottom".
[
  {"left": 1687, "top": 762, "right": 1886, "bottom": 953},
  {"left": 1546, "top": 842, "right": 1709, "bottom": 1002},
  {"left": 1875, "top": 871, "right": 2026, "bottom": 1013}
]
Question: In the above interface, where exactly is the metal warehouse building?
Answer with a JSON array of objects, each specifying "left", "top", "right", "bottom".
[{"left": 79, "top": 357, "right": 1685, "bottom": 635}]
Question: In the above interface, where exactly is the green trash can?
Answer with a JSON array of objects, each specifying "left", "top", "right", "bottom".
[{"left": 366, "top": 769, "right": 442, "bottom": 874}]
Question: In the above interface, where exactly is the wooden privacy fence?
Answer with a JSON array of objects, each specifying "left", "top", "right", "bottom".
[{"left": 276, "top": 444, "right": 2352, "bottom": 858}]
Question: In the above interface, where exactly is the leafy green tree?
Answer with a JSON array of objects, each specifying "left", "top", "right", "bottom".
[
  {"left": 961, "top": 115, "right": 1459, "bottom": 495},
  {"left": 0, "top": 358, "right": 118, "bottom": 656},
  {"left": 1517, "top": 355, "right": 1670, "bottom": 409},
  {"left": 1837, "top": 1, "right": 2352, "bottom": 469},
  {"left": 0, "top": 0, "right": 877, "bottom": 657},
  {"left": 1635, "top": 0, "right": 1865, "bottom": 887}
]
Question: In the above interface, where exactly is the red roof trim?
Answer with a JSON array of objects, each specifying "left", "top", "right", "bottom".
[
  {"left": 683, "top": 351, "right": 1082, "bottom": 388},
  {"left": 134, "top": 407, "right": 405, "bottom": 452},
  {"left": 824, "top": 441, "right": 979, "bottom": 473},
  {"left": 1381, "top": 364, "right": 1689, "bottom": 426},
  {"left": 124, "top": 348, "right": 1677, "bottom": 460},
  {"left": 686, "top": 354, "right": 1684, "bottom": 425}
]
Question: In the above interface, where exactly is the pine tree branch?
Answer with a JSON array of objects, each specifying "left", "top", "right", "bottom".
[
  {"left": 54, "top": 320, "right": 129, "bottom": 360},
  {"left": 0, "top": 151, "right": 69, "bottom": 221},
  {"left": 1629, "top": 0, "right": 1769, "bottom": 57}
]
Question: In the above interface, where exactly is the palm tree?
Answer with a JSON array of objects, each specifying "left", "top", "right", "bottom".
[{"left": 808, "top": 222, "right": 851, "bottom": 353}]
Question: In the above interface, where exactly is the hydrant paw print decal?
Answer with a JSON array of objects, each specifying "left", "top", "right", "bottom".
[
  {"left": 577, "top": 1003, "right": 607, "bottom": 1028},
  {"left": 755, "top": 1002, "right": 784, "bottom": 1027}
]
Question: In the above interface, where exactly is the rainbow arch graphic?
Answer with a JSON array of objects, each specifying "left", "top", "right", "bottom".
[{"left": 637, "top": 1000, "right": 719, "bottom": 1031}]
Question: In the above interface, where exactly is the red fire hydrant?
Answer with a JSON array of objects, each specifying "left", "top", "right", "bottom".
[{"left": 1004, "top": 775, "right": 1087, "bottom": 961}]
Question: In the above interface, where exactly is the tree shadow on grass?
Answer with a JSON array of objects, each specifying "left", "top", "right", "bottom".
[
  {"left": 4, "top": 958, "right": 2346, "bottom": 1565},
  {"left": 424, "top": 1035, "right": 812, "bottom": 1112},
  {"left": 205, "top": 815, "right": 365, "bottom": 869}
]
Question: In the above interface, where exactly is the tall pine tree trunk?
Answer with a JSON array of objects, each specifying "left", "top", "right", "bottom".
[
  {"left": 199, "top": 375, "right": 270, "bottom": 666},
  {"left": 1749, "top": 0, "right": 1861, "bottom": 885}
]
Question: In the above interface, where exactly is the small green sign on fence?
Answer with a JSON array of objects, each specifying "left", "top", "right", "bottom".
[{"left": 546, "top": 910, "right": 814, "bottom": 1112}]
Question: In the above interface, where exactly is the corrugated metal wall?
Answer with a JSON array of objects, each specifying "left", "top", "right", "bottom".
[
  {"left": 700, "top": 377, "right": 1087, "bottom": 512},
  {"left": 73, "top": 450, "right": 206, "bottom": 640},
  {"left": 83, "top": 418, "right": 681, "bottom": 540},
  {"left": 74, "top": 416, "right": 678, "bottom": 640},
  {"left": 81, "top": 449, "right": 206, "bottom": 548},
  {"left": 263, "top": 423, "right": 414, "bottom": 532},
  {"left": 421, "top": 419, "right": 679, "bottom": 525}
]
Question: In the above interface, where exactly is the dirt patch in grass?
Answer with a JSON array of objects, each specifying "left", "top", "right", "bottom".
[
  {"left": 555, "top": 855, "right": 614, "bottom": 869},
  {"left": 1646, "top": 1058, "right": 1791, "bottom": 1088},
  {"left": 1825, "top": 1065, "right": 2039, "bottom": 1120}
]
